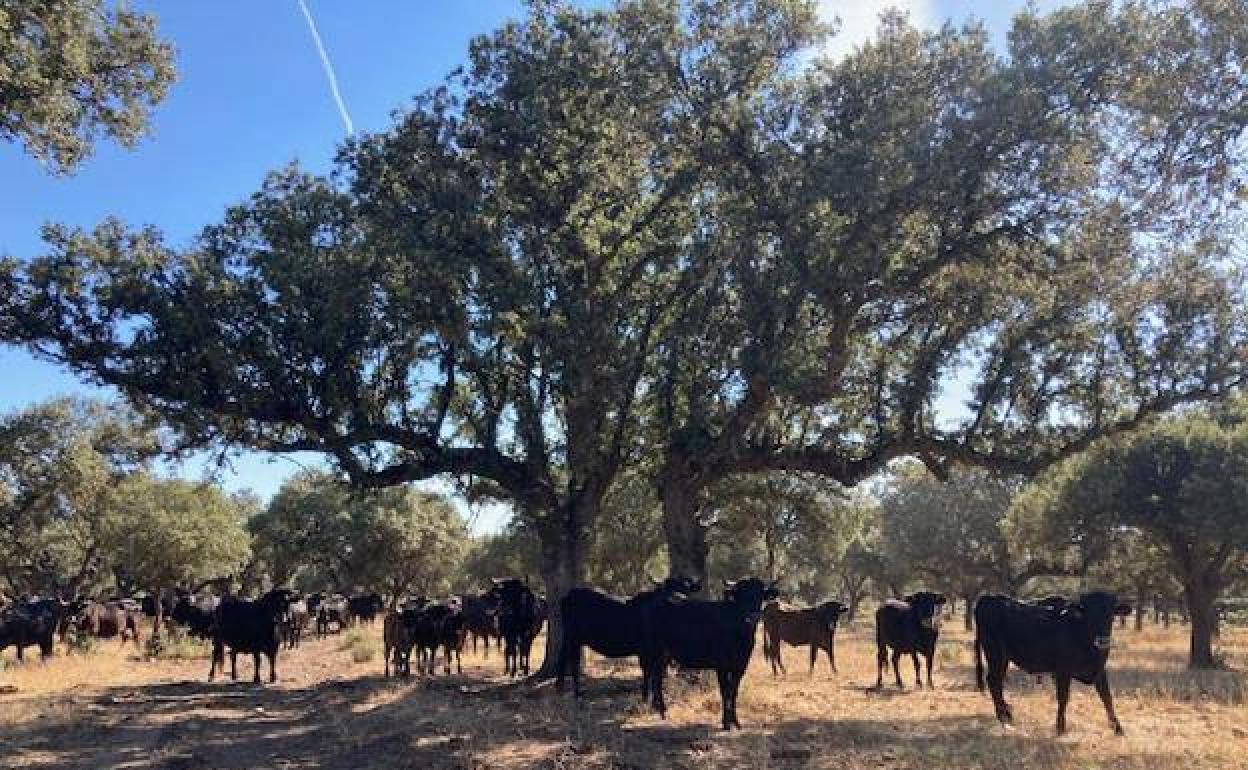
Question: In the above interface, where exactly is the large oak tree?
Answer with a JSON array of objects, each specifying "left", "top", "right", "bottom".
[{"left": 2, "top": 0, "right": 1247, "bottom": 674}]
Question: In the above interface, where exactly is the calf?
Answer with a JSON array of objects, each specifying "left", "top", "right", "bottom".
[
  {"left": 875, "top": 591, "right": 946, "bottom": 690},
  {"left": 0, "top": 598, "right": 64, "bottom": 661},
  {"left": 489, "top": 578, "right": 540, "bottom": 677},
  {"left": 556, "top": 576, "right": 701, "bottom": 697},
  {"left": 461, "top": 591, "right": 500, "bottom": 657},
  {"left": 209, "top": 589, "right": 295, "bottom": 684},
  {"left": 74, "top": 600, "right": 142, "bottom": 648},
  {"left": 975, "top": 592, "right": 1131, "bottom": 735},
  {"left": 762, "top": 599, "right": 849, "bottom": 676},
  {"left": 641, "top": 577, "right": 779, "bottom": 730}
]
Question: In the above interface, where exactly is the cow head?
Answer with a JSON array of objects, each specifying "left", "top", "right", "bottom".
[
  {"left": 488, "top": 577, "right": 533, "bottom": 614},
  {"left": 815, "top": 600, "right": 850, "bottom": 630},
  {"left": 1066, "top": 591, "right": 1131, "bottom": 651},
  {"left": 903, "top": 592, "right": 947, "bottom": 630},
  {"left": 724, "top": 578, "right": 781, "bottom": 625}
]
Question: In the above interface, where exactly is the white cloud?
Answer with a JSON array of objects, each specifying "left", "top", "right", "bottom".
[{"left": 816, "top": 0, "right": 936, "bottom": 60}]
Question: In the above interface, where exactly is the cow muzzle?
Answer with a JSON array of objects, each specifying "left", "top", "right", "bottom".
[{"left": 1093, "top": 636, "right": 1113, "bottom": 650}]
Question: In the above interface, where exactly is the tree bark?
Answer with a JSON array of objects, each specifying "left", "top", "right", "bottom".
[
  {"left": 660, "top": 475, "right": 709, "bottom": 587},
  {"left": 962, "top": 594, "right": 975, "bottom": 632},
  {"left": 531, "top": 509, "right": 587, "bottom": 681},
  {"left": 1135, "top": 590, "right": 1145, "bottom": 631},
  {"left": 1185, "top": 583, "right": 1220, "bottom": 669}
]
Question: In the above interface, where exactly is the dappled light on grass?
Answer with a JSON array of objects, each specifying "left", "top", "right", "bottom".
[{"left": 1, "top": 620, "right": 1245, "bottom": 768}]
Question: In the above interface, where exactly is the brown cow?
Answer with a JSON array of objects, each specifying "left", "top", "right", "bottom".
[
  {"left": 762, "top": 599, "right": 849, "bottom": 676},
  {"left": 74, "top": 600, "right": 142, "bottom": 648}
]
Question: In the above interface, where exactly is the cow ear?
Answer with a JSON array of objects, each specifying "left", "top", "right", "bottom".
[{"left": 1114, "top": 603, "right": 1132, "bottom": 617}]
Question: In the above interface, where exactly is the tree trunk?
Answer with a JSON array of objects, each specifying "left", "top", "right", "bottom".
[
  {"left": 962, "top": 594, "right": 974, "bottom": 632},
  {"left": 153, "top": 585, "right": 164, "bottom": 636},
  {"left": 1185, "top": 583, "right": 1220, "bottom": 669},
  {"left": 1135, "top": 590, "right": 1145, "bottom": 631},
  {"left": 660, "top": 475, "right": 709, "bottom": 588},
  {"left": 531, "top": 510, "right": 588, "bottom": 681}
]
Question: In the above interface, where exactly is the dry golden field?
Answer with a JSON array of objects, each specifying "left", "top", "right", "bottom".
[{"left": 1, "top": 617, "right": 1245, "bottom": 770}]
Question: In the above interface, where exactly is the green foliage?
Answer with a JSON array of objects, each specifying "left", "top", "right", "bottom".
[
  {"left": 0, "top": 0, "right": 175, "bottom": 173},
  {"left": 461, "top": 524, "right": 543, "bottom": 591},
  {"left": 101, "top": 475, "right": 252, "bottom": 596},
  {"left": 2, "top": 1, "right": 1247, "bottom": 630},
  {"left": 1015, "top": 414, "right": 1248, "bottom": 666},
  {"left": 0, "top": 398, "right": 159, "bottom": 596},
  {"left": 877, "top": 465, "right": 1050, "bottom": 598},
  {"left": 250, "top": 471, "right": 468, "bottom": 598}
]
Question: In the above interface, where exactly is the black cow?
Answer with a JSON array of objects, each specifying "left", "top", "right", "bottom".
[
  {"left": 641, "top": 577, "right": 779, "bottom": 730},
  {"left": 169, "top": 594, "right": 217, "bottom": 639},
  {"left": 0, "top": 598, "right": 64, "bottom": 661},
  {"left": 762, "top": 599, "right": 849, "bottom": 676},
  {"left": 875, "top": 591, "right": 946, "bottom": 690},
  {"left": 555, "top": 576, "right": 701, "bottom": 697},
  {"left": 489, "top": 578, "right": 540, "bottom": 677},
  {"left": 73, "top": 600, "right": 142, "bottom": 647},
  {"left": 209, "top": 589, "right": 295, "bottom": 684},
  {"left": 462, "top": 591, "right": 501, "bottom": 657},
  {"left": 348, "top": 593, "right": 384, "bottom": 627},
  {"left": 974, "top": 592, "right": 1132, "bottom": 735}
]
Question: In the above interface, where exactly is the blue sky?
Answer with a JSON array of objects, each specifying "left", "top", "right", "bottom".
[{"left": 0, "top": 1, "right": 1068, "bottom": 528}]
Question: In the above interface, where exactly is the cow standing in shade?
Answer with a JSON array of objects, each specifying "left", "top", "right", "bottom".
[
  {"left": 209, "top": 589, "right": 295, "bottom": 684},
  {"left": 73, "top": 600, "right": 142, "bottom": 648},
  {"left": 489, "top": 578, "right": 539, "bottom": 677},
  {"left": 641, "top": 577, "right": 779, "bottom": 730},
  {"left": 975, "top": 592, "right": 1132, "bottom": 735},
  {"left": 461, "top": 592, "right": 500, "bottom": 657},
  {"left": 556, "top": 576, "right": 701, "bottom": 697},
  {"left": 0, "top": 598, "right": 64, "bottom": 662},
  {"left": 762, "top": 599, "right": 849, "bottom": 676},
  {"left": 875, "top": 591, "right": 946, "bottom": 690}
]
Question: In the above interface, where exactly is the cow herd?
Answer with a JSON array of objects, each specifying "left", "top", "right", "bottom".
[{"left": 0, "top": 581, "right": 1136, "bottom": 736}]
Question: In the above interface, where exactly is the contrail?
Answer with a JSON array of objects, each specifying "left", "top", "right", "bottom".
[{"left": 295, "top": 0, "right": 354, "bottom": 136}]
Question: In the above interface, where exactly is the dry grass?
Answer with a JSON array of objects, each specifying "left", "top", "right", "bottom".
[{"left": 1, "top": 617, "right": 1244, "bottom": 769}]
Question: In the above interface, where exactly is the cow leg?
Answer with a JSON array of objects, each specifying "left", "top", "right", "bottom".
[
  {"left": 875, "top": 643, "right": 887, "bottom": 689},
  {"left": 230, "top": 650, "right": 238, "bottom": 680},
  {"left": 647, "top": 655, "right": 668, "bottom": 719},
  {"left": 1054, "top": 673, "right": 1071, "bottom": 735},
  {"left": 1094, "top": 670, "right": 1124, "bottom": 735},
  {"left": 986, "top": 658, "right": 1013, "bottom": 726},
  {"left": 773, "top": 643, "right": 785, "bottom": 676},
  {"left": 252, "top": 652, "right": 262, "bottom": 684},
  {"left": 829, "top": 636, "right": 838, "bottom": 673},
  {"left": 809, "top": 643, "right": 818, "bottom": 675},
  {"left": 925, "top": 651, "right": 934, "bottom": 689},
  {"left": 912, "top": 652, "right": 922, "bottom": 689},
  {"left": 892, "top": 650, "right": 904, "bottom": 689},
  {"left": 716, "top": 669, "right": 735, "bottom": 730}
]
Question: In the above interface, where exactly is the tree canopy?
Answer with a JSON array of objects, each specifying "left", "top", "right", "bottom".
[
  {"left": 0, "top": 398, "right": 157, "bottom": 596},
  {"left": 2, "top": 0, "right": 1247, "bottom": 675},
  {"left": 249, "top": 471, "right": 468, "bottom": 601},
  {"left": 0, "top": 0, "right": 176, "bottom": 173},
  {"left": 1013, "top": 413, "right": 1248, "bottom": 667}
]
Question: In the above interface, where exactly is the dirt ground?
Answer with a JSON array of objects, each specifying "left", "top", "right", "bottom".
[{"left": 1, "top": 617, "right": 1244, "bottom": 770}]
